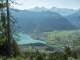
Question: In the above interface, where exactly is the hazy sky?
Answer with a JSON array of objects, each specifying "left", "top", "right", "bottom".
[{"left": 12, "top": 0, "right": 80, "bottom": 10}]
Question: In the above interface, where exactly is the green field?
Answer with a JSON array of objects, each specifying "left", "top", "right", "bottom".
[
  {"left": 43, "top": 30, "right": 80, "bottom": 46},
  {"left": 30, "top": 30, "right": 80, "bottom": 48}
]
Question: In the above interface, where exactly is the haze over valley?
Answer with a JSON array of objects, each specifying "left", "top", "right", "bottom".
[{"left": 10, "top": 7, "right": 80, "bottom": 52}]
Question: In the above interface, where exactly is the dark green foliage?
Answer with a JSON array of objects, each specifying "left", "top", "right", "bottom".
[
  {"left": 0, "top": 39, "right": 20, "bottom": 57},
  {"left": 0, "top": 0, "right": 20, "bottom": 57},
  {"left": 63, "top": 46, "right": 72, "bottom": 60},
  {"left": 15, "top": 47, "right": 80, "bottom": 60},
  {"left": 71, "top": 51, "right": 77, "bottom": 59},
  {"left": 12, "top": 40, "right": 20, "bottom": 56},
  {"left": 23, "top": 50, "right": 76, "bottom": 60},
  {"left": 0, "top": 3, "right": 7, "bottom": 8},
  {"left": 0, "top": 3, "right": 2, "bottom": 8},
  {"left": 64, "top": 46, "right": 71, "bottom": 57},
  {"left": 49, "top": 52, "right": 65, "bottom": 60},
  {"left": 0, "top": 40, "right": 8, "bottom": 56},
  {"left": 35, "top": 55, "right": 43, "bottom": 60}
]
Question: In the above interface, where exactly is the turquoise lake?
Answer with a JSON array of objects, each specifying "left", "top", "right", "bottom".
[{"left": 16, "top": 33, "right": 46, "bottom": 44}]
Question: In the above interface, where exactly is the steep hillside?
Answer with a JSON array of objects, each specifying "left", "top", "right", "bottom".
[
  {"left": 66, "top": 10, "right": 80, "bottom": 28},
  {"left": 11, "top": 10, "right": 77, "bottom": 33}
]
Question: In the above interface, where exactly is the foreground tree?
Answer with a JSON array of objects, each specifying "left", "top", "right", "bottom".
[
  {"left": 6, "top": 0, "right": 12, "bottom": 57},
  {"left": 0, "top": 0, "right": 20, "bottom": 57}
]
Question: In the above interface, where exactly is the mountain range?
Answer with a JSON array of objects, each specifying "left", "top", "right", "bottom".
[
  {"left": 28, "top": 7, "right": 78, "bottom": 16},
  {"left": 11, "top": 7, "right": 79, "bottom": 33}
]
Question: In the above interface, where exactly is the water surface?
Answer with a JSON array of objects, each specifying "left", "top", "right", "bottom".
[{"left": 16, "top": 33, "right": 46, "bottom": 44}]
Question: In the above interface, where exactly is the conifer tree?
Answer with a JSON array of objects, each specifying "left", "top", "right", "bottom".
[
  {"left": 6, "top": 0, "right": 12, "bottom": 57},
  {"left": 0, "top": 0, "right": 20, "bottom": 57}
]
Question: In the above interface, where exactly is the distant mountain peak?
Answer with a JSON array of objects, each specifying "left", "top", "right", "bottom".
[
  {"left": 28, "top": 7, "right": 78, "bottom": 16},
  {"left": 28, "top": 7, "right": 49, "bottom": 12},
  {"left": 33, "top": 6, "right": 46, "bottom": 8}
]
